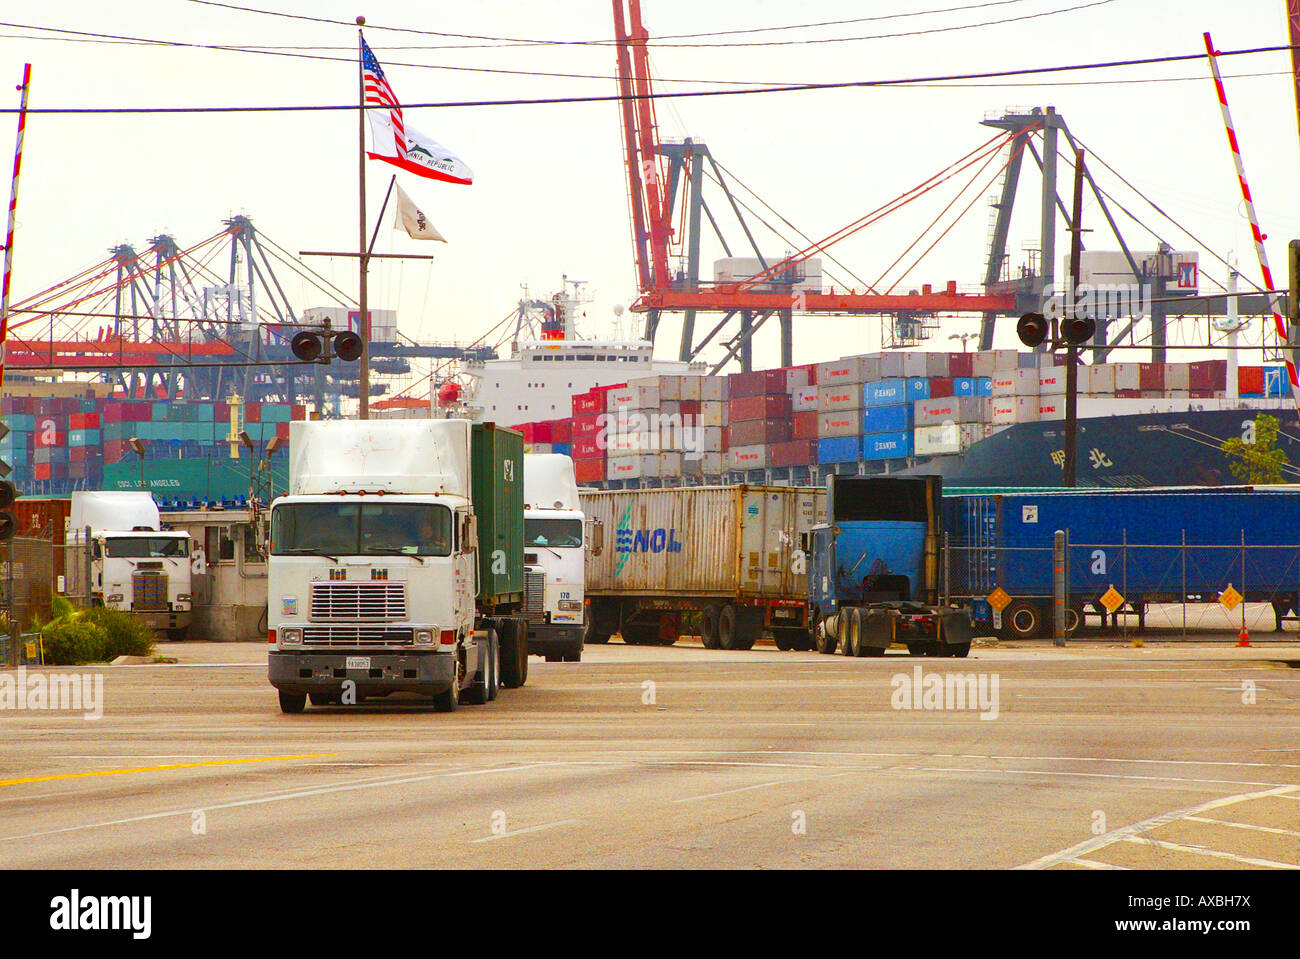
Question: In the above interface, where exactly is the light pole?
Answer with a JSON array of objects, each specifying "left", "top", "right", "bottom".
[
  {"left": 128, "top": 436, "right": 148, "bottom": 493},
  {"left": 239, "top": 431, "right": 283, "bottom": 507},
  {"left": 948, "top": 332, "right": 978, "bottom": 352}
]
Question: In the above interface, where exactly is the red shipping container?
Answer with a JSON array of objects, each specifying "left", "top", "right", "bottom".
[
  {"left": 1190, "top": 389, "right": 1216, "bottom": 399},
  {"left": 572, "top": 392, "right": 604, "bottom": 416},
  {"left": 33, "top": 464, "right": 52, "bottom": 481},
  {"left": 678, "top": 400, "right": 700, "bottom": 415},
  {"left": 770, "top": 439, "right": 816, "bottom": 467},
  {"left": 574, "top": 457, "right": 605, "bottom": 484},
  {"left": 572, "top": 414, "right": 601, "bottom": 439},
  {"left": 591, "top": 383, "right": 626, "bottom": 395},
  {"left": 572, "top": 435, "right": 603, "bottom": 459},
  {"left": 793, "top": 410, "right": 819, "bottom": 440},
  {"left": 276, "top": 422, "right": 290, "bottom": 440},
  {"left": 729, "top": 393, "right": 792, "bottom": 421},
  {"left": 1115, "top": 389, "right": 1141, "bottom": 398},
  {"left": 1189, "top": 360, "right": 1227, "bottom": 391},
  {"left": 928, "top": 377, "right": 954, "bottom": 399},
  {"left": 549, "top": 420, "right": 572, "bottom": 444},
  {"left": 795, "top": 363, "right": 819, "bottom": 387},
  {"left": 245, "top": 402, "right": 262, "bottom": 424},
  {"left": 1238, "top": 367, "right": 1264, "bottom": 395},
  {"left": 948, "top": 353, "right": 974, "bottom": 378},
  {"left": 291, "top": 404, "right": 307, "bottom": 420},
  {"left": 1138, "top": 363, "right": 1165, "bottom": 391},
  {"left": 728, "top": 418, "right": 792, "bottom": 446},
  {"left": 105, "top": 441, "right": 127, "bottom": 464},
  {"left": 70, "top": 447, "right": 86, "bottom": 463},
  {"left": 35, "top": 429, "right": 66, "bottom": 448},
  {"left": 215, "top": 402, "right": 231, "bottom": 424}
]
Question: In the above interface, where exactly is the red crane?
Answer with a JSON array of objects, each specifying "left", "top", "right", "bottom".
[{"left": 611, "top": 0, "right": 1018, "bottom": 370}]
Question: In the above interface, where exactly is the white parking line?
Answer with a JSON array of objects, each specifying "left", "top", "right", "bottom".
[
  {"left": 673, "top": 772, "right": 857, "bottom": 804},
  {"left": 1122, "top": 835, "right": 1300, "bottom": 869},
  {"left": 1183, "top": 815, "right": 1300, "bottom": 839},
  {"left": 470, "top": 820, "right": 580, "bottom": 843},
  {"left": 1069, "top": 858, "right": 1127, "bottom": 870}
]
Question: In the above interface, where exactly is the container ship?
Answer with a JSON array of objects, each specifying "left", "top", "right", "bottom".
[{"left": 501, "top": 349, "right": 1299, "bottom": 489}]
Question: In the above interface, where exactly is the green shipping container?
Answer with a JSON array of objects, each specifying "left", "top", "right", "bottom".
[{"left": 470, "top": 422, "right": 524, "bottom": 611}]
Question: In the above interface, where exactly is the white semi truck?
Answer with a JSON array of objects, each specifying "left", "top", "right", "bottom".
[
  {"left": 267, "top": 419, "right": 530, "bottom": 714},
  {"left": 523, "top": 454, "right": 585, "bottom": 662},
  {"left": 66, "top": 491, "right": 193, "bottom": 639}
]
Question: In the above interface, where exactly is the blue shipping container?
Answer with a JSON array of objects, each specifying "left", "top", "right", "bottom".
[
  {"left": 952, "top": 377, "right": 975, "bottom": 397},
  {"left": 905, "top": 377, "right": 930, "bottom": 402},
  {"left": 944, "top": 488, "right": 1300, "bottom": 601},
  {"left": 975, "top": 377, "right": 993, "bottom": 396},
  {"left": 863, "top": 431, "right": 912, "bottom": 460},
  {"left": 818, "top": 436, "right": 861, "bottom": 464},
  {"left": 861, "top": 405, "right": 911, "bottom": 435},
  {"left": 864, "top": 379, "right": 905, "bottom": 408}
]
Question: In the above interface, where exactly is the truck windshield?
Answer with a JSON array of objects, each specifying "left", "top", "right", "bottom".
[
  {"left": 104, "top": 537, "right": 189, "bottom": 558},
  {"left": 271, "top": 502, "right": 453, "bottom": 557},
  {"left": 525, "top": 518, "right": 583, "bottom": 548}
]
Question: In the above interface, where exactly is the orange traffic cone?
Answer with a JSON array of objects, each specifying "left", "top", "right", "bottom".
[{"left": 1237, "top": 627, "right": 1251, "bottom": 648}]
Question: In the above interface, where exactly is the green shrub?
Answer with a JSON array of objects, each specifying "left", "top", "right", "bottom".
[
  {"left": 51, "top": 594, "right": 74, "bottom": 621},
  {"left": 81, "top": 607, "right": 156, "bottom": 659},
  {"left": 40, "top": 618, "right": 110, "bottom": 665}
]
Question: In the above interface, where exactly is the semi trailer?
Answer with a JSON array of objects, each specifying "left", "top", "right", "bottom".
[
  {"left": 809, "top": 475, "right": 972, "bottom": 657},
  {"left": 523, "top": 454, "right": 586, "bottom": 662},
  {"left": 267, "top": 419, "right": 529, "bottom": 713},
  {"left": 582, "top": 485, "right": 824, "bottom": 650}
]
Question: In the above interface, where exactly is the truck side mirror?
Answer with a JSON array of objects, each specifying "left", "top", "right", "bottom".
[
  {"left": 464, "top": 515, "right": 478, "bottom": 553},
  {"left": 589, "top": 521, "right": 604, "bottom": 555},
  {"left": 799, "top": 532, "right": 809, "bottom": 553}
]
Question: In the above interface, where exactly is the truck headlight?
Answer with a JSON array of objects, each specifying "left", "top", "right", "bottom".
[
  {"left": 106, "top": 594, "right": 124, "bottom": 604},
  {"left": 176, "top": 593, "right": 192, "bottom": 603},
  {"left": 558, "top": 600, "right": 582, "bottom": 612},
  {"left": 414, "top": 629, "right": 435, "bottom": 646},
  {"left": 280, "top": 628, "right": 303, "bottom": 646}
]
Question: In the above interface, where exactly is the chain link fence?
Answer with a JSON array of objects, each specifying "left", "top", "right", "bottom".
[{"left": 2, "top": 537, "right": 56, "bottom": 665}]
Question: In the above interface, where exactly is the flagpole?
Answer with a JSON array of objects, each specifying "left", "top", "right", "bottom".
[
  {"left": 356, "top": 18, "right": 371, "bottom": 420},
  {"left": 0, "top": 63, "right": 32, "bottom": 392}
]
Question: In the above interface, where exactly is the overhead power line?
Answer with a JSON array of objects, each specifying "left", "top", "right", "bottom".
[{"left": 3, "top": 42, "right": 1297, "bottom": 114}]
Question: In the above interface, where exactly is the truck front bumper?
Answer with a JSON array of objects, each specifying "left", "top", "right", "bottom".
[
  {"left": 269, "top": 650, "right": 455, "bottom": 697},
  {"left": 524, "top": 622, "right": 583, "bottom": 655},
  {"left": 135, "top": 610, "right": 191, "bottom": 632}
]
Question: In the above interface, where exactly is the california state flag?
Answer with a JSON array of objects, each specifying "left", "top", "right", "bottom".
[{"left": 362, "top": 38, "right": 474, "bottom": 186}]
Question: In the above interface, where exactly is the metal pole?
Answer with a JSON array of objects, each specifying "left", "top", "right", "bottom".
[
  {"left": 0, "top": 63, "right": 32, "bottom": 390},
  {"left": 1053, "top": 529, "right": 1066, "bottom": 646},
  {"left": 1242, "top": 529, "right": 1247, "bottom": 636},
  {"left": 1063, "top": 146, "right": 1085, "bottom": 487},
  {"left": 941, "top": 530, "right": 950, "bottom": 607},
  {"left": 1226, "top": 268, "right": 1240, "bottom": 400},
  {"left": 357, "top": 22, "right": 371, "bottom": 420},
  {"left": 1181, "top": 529, "right": 1187, "bottom": 639},
  {"left": 1122, "top": 528, "right": 1128, "bottom": 639},
  {"left": 6, "top": 539, "right": 15, "bottom": 667}
]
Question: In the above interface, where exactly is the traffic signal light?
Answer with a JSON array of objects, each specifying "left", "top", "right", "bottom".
[
  {"left": 0, "top": 448, "right": 16, "bottom": 542},
  {"left": 1288, "top": 239, "right": 1300, "bottom": 324},
  {"left": 290, "top": 328, "right": 364, "bottom": 364},
  {"left": 1016, "top": 312, "right": 1048, "bottom": 348},
  {"left": 1061, "top": 314, "right": 1097, "bottom": 345}
]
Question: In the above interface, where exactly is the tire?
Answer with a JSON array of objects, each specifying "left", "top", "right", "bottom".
[
  {"left": 499, "top": 619, "right": 528, "bottom": 689},
  {"left": 719, "top": 605, "right": 757, "bottom": 651},
  {"left": 463, "top": 633, "right": 496, "bottom": 706},
  {"left": 843, "top": 608, "right": 861, "bottom": 656},
  {"left": 1064, "top": 604, "right": 1086, "bottom": 636},
  {"left": 814, "top": 609, "right": 838, "bottom": 655},
  {"left": 562, "top": 648, "right": 581, "bottom": 662},
  {"left": 308, "top": 692, "right": 337, "bottom": 707},
  {"left": 774, "top": 630, "right": 796, "bottom": 652},
  {"left": 700, "top": 605, "right": 721, "bottom": 649},
  {"left": 906, "top": 641, "right": 935, "bottom": 656},
  {"left": 584, "top": 616, "right": 611, "bottom": 645},
  {"left": 432, "top": 676, "right": 459, "bottom": 712},
  {"left": 621, "top": 623, "right": 657, "bottom": 646},
  {"left": 278, "top": 691, "right": 306, "bottom": 714},
  {"left": 545, "top": 653, "right": 563, "bottom": 663},
  {"left": 487, "top": 632, "right": 500, "bottom": 701},
  {"left": 1002, "top": 600, "right": 1043, "bottom": 640},
  {"left": 942, "top": 643, "right": 971, "bottom": 659}
]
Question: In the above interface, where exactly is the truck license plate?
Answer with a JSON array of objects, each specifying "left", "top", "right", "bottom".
[{"left": 345, "top": 656, "right": 371, "bottom": 670}]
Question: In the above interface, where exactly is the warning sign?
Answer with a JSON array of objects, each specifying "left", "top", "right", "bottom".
[
  {"left": 1099, "top": 586, "right": 1125, "bottom": 614},
  {"left": 987, "top": 586, "right": 1012, "bottom": 613},
  {"left": 1219, "top": 583, "right": 1243, "bottom": 611}
]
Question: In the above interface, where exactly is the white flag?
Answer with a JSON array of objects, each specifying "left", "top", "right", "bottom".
[{"left": 394, "top": 183, "right": 446, "bottom": 242}]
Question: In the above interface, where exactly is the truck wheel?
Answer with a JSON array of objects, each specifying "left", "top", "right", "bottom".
[
  {"left": 584, "top": 616, "right": 611, "bottom": 645},
  {"left": 278, "top": 691, "right": 307, "bottom": 714},
  {"left": 499, "top": 619, "right": 528, "bottom": 689},
  {"left": 1002, "top": 601, "right": 1043, "bottom": 640},
  {"left": 941, "top": 643, "right": 971, "bottom": 658},
  {"left": 487, "top": 631, "right": 500, "bottom": 701},
  {"left": 906, "top": 642, "right": 936, "bottom": 656},
  {"left": 562, "top": 647, "right": 581, "bottom": 662},
  {"left": 700, "top": 605, "right": 721, "bottom": 649},
  {"left": 843, "top": 608, "right": 860, "bottom": 656},
  {"left": 463, "top": 632, "right": 497, "bottom": 705},
  {"left": 308, "top": 692, "right": 338, "bottom": 706},
  {"left": 773, "top": 630, "right": 796, "bottom": 651},
  {"left": 814, "top": 610, "right": 837, "bottom": 655},
  {"left": 432, "top": 678, "right": 459, "bottom": 712},
  {"left": 718, "top": 605, "right": 756, "bottom": 651}
]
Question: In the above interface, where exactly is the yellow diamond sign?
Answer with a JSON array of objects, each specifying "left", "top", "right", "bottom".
[
  {"left": 1219, "top": 583, "right": 1243, "bottom": 611},
  {"left": 1099, "top": 586, "right": 1125, "bottom": 614},
  {"left": 987, "top": 586, "right": 1012, "bottom": 613}
]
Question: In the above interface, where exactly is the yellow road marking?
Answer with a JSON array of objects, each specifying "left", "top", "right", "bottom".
[{"left": 0, "top": 754, "right": 333, "bottom": 788}]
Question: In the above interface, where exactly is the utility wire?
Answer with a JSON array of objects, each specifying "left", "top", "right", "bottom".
[{"left": 5, "top": 42, "right": 1298, "bottom": 114}]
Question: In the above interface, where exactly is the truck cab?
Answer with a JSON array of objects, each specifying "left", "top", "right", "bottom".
[
  {"left": 68, "top": 492, "right": 193, "bottom": 639},
  {"left": 522, "top": 454, "right": 585, "bottom": 662}
]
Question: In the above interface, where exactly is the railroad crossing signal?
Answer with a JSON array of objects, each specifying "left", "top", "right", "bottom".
[
  {"left": 1098, "top": 586, "right": 1125, "bottom": 615},
  {"left": 1289, "top": 240, "right": 1300, "bottom": 323},
  {"left": 986, "top": 586, "right": 1012, "bottom": 613},
  {"left": 291, "top": 328, "right": 364, "bottom": 364},
  {"left": 1219, "top": 583, "right": 1243, "bottom": 611}
]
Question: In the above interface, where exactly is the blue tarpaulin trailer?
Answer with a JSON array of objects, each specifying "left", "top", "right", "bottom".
[{"left": 942, "top": 486, "right": 1300, "bottom": 638}]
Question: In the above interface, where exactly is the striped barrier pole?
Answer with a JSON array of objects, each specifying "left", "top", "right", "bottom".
[
  {"left": 1203, "top": 33, "right": 1300, "bottom": 406},
  {"left": 0, "top": 63, "right": 32, "bottom": 390}
]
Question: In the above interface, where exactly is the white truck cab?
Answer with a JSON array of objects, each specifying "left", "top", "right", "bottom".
[
  {"left": 523, "top": 454, "right": 585, "bottom": 662},
  {"left": 67, "top": 491, "right": 193, "bottom": 639}
]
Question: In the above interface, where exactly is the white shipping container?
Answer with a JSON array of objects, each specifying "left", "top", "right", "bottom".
[
  {"left": 699, "top": 451, "right": 725, "bottom": 473},
  {"left": 582, "top": 485, "right": 825, "bottom": 598},
  {"left": 658, "top": 452, "right": 682, "bottom": 477},
  {"left": 700, "top": 376, "right": 728, "bottom": 402},
  {"left": 860, "top": 356, "right": 882, "bottom": 382},
  {"left": 698, "top": 402, "right": 725, "bottom": 427},
  {"left": 925, "top": 353, "right": 950, "bottom": 378},
  {"left": 1113, "top": 363, "right": 1141, "bottom": 391},
  {"left": 991, "top": 369, "right": 1039, "bottom": 396},
  {"left": 878, "top": 352, "right": 906, "bottom": 379},
  {"left": 1038, "top": 368, "right": 1067, "bottom": 395},
  {"left": 818, "top": 410, "right": 861, "bottom": 438},
  {"left": 817, "top": 384, "right": 864, "bottom": 412},
  {"left": 902, "top": 352, "right": 929, "bottom": 378},
  {"left": 815, "top": 356, "right": 865, "bottom": 385},
  {"left": 990, "top": 397, "right": 1039, "bottom": 425},
  {"left": 729, "top": 444, "right": 769, "bottom": 470},
  {"left": 792, "top": 386, "right": 819, "bottom": 412},
  {"left": 606, "top": 385, "right": 659, "bottom": 411},
  {"left": 914, "top": 423, "right": 990, "bottom": 456},
  {"left": 1038, "top": 399, "right": 1066, "bottom": 420},
  {"left": 1085, "top": 364, "right": 1116, "bottom": 394},
  {"left": 1165, "top": 364, "right": 1190, "bottom": 391},
  {"left": 913, "top": 396, "right": 986, "bottom": 425}
]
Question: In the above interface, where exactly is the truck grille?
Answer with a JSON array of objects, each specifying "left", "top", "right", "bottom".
[
  {"left": 303, "top": 627, "right": 415, "bottom": 647},
  {"left": 132, "top": 571, "right": 169, "bottom": 612},
  {"left": 523, "top": 570, "right": 546, "bottom": 625},
  {"left": 310, "top": 581, "right": 407, "bottom": 622}
]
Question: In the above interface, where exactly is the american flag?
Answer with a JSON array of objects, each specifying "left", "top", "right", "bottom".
[{"left": 361, "top": 38, "right": 406, "bottom": 158}]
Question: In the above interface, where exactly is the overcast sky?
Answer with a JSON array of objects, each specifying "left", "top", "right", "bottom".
[{"left": 1, "top": 0, "right": 1298, "bottom": 379}]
